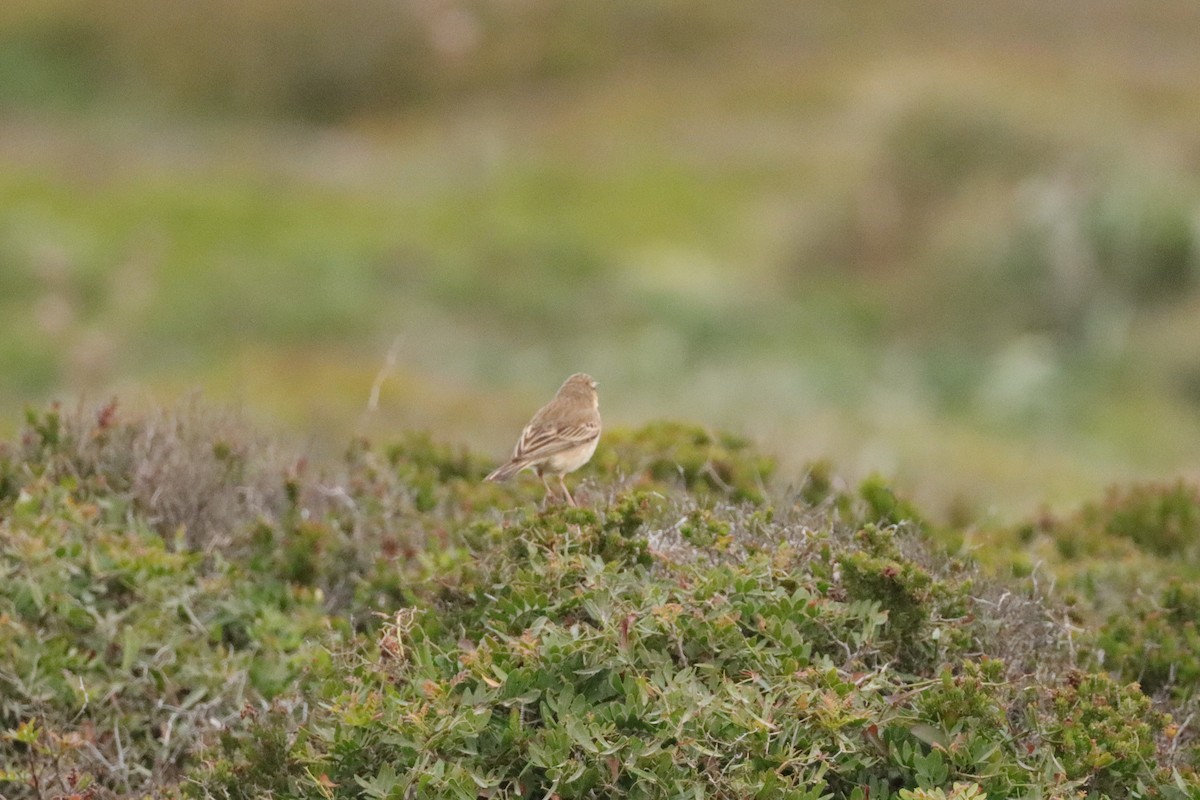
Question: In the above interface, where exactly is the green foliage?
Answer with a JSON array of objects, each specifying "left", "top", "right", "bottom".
[
  {"left": 2, "top": 403, "right": 1197, "bottom": 798},
  {"left": 0, "top": 469, "right": 338, "bottom": 796},
  {"left": 1086, "top": 482, "right": 1200, "bottom": 557},
  {"left": 1040, "top": 671, "right": 1163, "bottom": 797},
  {"left": 791, "top": 464, "right": 931, "bottom": 533},
  {"left": 837, "top": 526, "right": 966, "bottom": 671},
  {"left": 858, "top": 476, "right": 928, "bottom": 528},
  {"left": 1099, "top": 579, "right": 1200, "bottom": 697},
  {"left": 899, "top": 784, "right": 987, "bottom": 800},
  {"left": 1003, "top": 480, "right": 1200, "bottom": 597},
  {"left": 593, "top": 422, "right": 776, "bottom": 504},
  {"left": 187, "top": 487, "right": 1181, "bottom": 800},
  {"left": 4, "top": 401, "right": 291, "bottom": 552}
]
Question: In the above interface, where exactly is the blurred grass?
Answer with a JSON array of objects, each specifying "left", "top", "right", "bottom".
[{"left": 2, "top": 0, "right": 1200, "bottom": 519}]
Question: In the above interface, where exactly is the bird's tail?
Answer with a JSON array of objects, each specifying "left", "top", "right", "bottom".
[{"left": 485, "top": 460, "right": 525, "bottom": 482}]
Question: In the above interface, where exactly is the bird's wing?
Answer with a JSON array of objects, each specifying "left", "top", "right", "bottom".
[{"left": 512, "top": 418, "right": 600, "bottom": 463}]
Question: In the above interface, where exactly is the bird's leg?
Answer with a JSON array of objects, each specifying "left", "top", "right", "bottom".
[
  {"left": 539, "top": 468, "right": 556, "bottom": 510},
  {"left": 559, "top": 475, "right": 576, "bottom": 507}
]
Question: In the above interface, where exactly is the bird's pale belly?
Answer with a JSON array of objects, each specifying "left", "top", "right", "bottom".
[{"left": 546, "top": 437, "right": 599, "bottom": 475}]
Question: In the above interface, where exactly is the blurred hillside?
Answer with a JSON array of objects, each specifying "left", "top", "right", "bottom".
[{"left": 2, "top": 0, "right": 1200, "bottom": 518}]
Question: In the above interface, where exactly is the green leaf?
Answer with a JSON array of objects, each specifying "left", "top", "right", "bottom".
[{"left": 355, "top": 763, "right": 399, "bottom": 799}]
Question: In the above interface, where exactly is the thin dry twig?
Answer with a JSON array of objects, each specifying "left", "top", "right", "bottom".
[{"left": 359, "top": 335, "right": 404, "bottom": 430}]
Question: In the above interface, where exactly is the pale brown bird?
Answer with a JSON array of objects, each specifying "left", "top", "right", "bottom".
[{"left": 485, "top": 373, "right": 600, "bottom": 506}]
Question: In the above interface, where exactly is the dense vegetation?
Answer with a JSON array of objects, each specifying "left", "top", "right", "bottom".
[{"left": 2, "top": 401, "right": 1199, "bottom": 799}]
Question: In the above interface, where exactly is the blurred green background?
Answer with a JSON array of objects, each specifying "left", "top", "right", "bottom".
[{"left": 2, "top": 0, "right": 1199, "bottom": 520}]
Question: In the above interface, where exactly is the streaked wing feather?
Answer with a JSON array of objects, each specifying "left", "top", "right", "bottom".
[{"left": 513, "top": 420, "right": 600, "bottom": 462}]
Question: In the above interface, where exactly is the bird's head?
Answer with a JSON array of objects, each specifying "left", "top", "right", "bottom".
[{"left": 559, "top": 373, "right": 599, "bottom": 406}]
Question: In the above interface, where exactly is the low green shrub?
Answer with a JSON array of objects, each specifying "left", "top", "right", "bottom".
[
  {"left": 0, "top": 473, "right": 339, "bottom": 797},
  {"left": 837, "top": 526, "right": 969, "bottom": 671},
  {"left": 1014, "top": 480, "right": 1200, "bottom": 565},
  {"left": 591, "top": 422, "right": 776, "bottom": 504},
  {"left": 1090, "top": 482, "right": 1200, "bottom": 557},
  {"left": 188, "top": 490, "right": 1183, "bottom": 799},
  {"left": 1, "top": 402, "right": 1195, "bottom": 798},
  {"left": 3, "top": 401, "right": 294, "bottom": 553},
  {"left": 1038, "top": 671, "right": 1163, "bottom": 797},
  {"left": 1099, "top": 579, "right": 1200, "bottom": 697}
]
